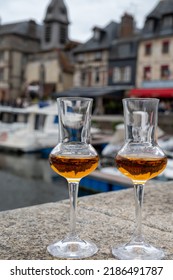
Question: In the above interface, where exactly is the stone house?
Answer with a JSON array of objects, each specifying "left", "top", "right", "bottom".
[{"left": 0, "top": 0, "right": 77, "bottom": 103}]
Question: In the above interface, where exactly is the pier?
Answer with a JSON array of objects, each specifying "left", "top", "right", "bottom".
[{"left": 0, "top": 180, "right": 172, "bottom": 259}]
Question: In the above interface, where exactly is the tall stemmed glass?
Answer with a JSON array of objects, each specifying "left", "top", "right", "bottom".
[
  {"left": 112, "top": 98, "right": 167, "bottom": 260},
  {"left": 47, "top": 97, "right": 99, "bottom": 259}
]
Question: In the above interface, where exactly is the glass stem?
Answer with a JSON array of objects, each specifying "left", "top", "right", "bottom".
[
  {"left": 132, "top": 183, "right": 145, "bottom": 243},
  {"left": 68, "top": 180, "right": 79, "bottom": 238}
]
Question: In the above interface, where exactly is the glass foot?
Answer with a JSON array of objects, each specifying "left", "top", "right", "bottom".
[
  {"left": 47, "top": 235, "right": 98, "bottom": 259},
  {"left": 112, "top": 241, "right": 165, "bottom": 260}
]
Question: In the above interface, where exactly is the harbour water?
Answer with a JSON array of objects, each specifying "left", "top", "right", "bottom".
[{"left": 0, "top": 151, "right": 70, "bottom": 211}]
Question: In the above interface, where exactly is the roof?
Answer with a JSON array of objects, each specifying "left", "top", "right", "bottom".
[
  {"left": 53, "top": 85, "right": 131, "bottom": 98},
  {"left": 73, "top": 21, "right": 120, "bottom": 53},
  {"left": 147, "top": 0, "right": 173, "bottom": 19},
  {"left": 44, "top": 0, "right": 69, "bottom": 24},
  {"left": 0, "top": 20, "right": 42, "bottom": 40},
  {"left": 58, "top": 50, "right": 74, "bottom": 73}
]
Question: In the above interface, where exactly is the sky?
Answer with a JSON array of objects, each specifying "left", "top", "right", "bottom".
[{"left": 0, "top": 0, "right": 159, "bottom": 42}]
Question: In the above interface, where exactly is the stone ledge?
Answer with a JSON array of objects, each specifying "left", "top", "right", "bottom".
[{"left": 0, "top": 181, "right": 172, "bottom": 259}]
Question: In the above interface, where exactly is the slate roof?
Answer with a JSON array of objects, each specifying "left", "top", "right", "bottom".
[
  {"left": 0, "top": 21, "right": 42, "bottom": 40},
  {"left": 73, "top": 21, "right": 120, "bottom": 53},
  {"left": 147, "top": 0, "right": 173, "bottom": 19},
  {"left": 44, "top": 0, "right": 69, "bottom": 24}
]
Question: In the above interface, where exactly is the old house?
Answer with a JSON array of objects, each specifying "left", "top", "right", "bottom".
[{"left": 0, "top": 0, "right": 77, "bottom": 103}]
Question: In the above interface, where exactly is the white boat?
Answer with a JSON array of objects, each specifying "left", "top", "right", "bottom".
[
  {"left": 101, "top": 123, "right": 173, "bottom": 158},
  {"left": 0, "top": 102, "right": 102, "bottom": 153},
  {"left": 0, "top": 102, "right": 59, "bottom": 152}
]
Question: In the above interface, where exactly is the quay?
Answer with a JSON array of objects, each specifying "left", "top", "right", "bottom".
[{"left": 0, "top": 180, "right": 172, "bottom": 259}]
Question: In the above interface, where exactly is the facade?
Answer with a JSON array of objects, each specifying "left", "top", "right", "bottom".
[
  {"left": 73, "top": 22, "right": 119, "bottom": 88},
  {"left": 109, "top": 14, "right": 140, "bottom": 88},
  {"left": 72, "top": 13, "right": 140, "bottom": 114},
  {"left": 0, "top": 20, "right": 41, "bottom": 102},
  {"left": 136, "top": 0, "right": 173, "bottom": 89},
  {"left": 0, "top": 0, "right": 77, "bottom": 103}
]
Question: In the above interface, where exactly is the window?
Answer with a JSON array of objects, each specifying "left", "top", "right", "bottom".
[
  {"left": 45, "top": 24, "right": 52, "bottom": 43},
  {"left": 145, "top": 43, "right": 152, "bottom": 55},
  {"left": 39, "top": 64, "right": 45, "bottom": 83},
  {"left": 112, "top": 66, "right": 131, "bottom": 83},
  {"left": 81, "top": 70, "right": 86, "bottom": 86},
  {"left": 162, "top": 41, "right": 169, "bottom": 54},
  {"left": 162, "top": 15, "right": 173, "bottom": 28},
  {"left": 95, "top": 68, "right": 100, "bottom": 83},
  {"left": 143, "top": 66, "right": 151, "bottom": 80},
  {"left": 60, "top": 25, "right": 67, "bottom": 44},
  {"left": 123, "top": 66, "right": 131, "bottom": 82},
  {"left": 77, "top": 54, "right": 84, "bottom": 63},
  {"left": 94, "top": 30, "right": 100, "bottom": 41},
  {"left": 145, "top": 19, "right": 155, "bottom": 32},
  {"left": 118, "top": 44, "right": 131, "bottom": 57},
  {"left": 0, "top": 68, "right": 4, "bottom": 81},
  {"left": 113, "top": 67, "right": 121, "bottom": 82},
  {"left": 0, "top": 52, "right": 4, "bottom": 61},
  {"left": 95, "top": 51, "right": 102, "bottom": 60},
  {"left": 161, "top": 65, "right": 170, "bottom": 79}
]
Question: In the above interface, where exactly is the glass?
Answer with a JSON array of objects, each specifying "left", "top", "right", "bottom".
[
  {"left": 47, "top": 97, "right": 99, "bottom": 259},
  {"left": 112, "top": 98, "right": 167, "bottom": 260}
]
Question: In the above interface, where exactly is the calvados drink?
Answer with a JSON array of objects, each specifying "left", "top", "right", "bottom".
[
  {"left": 115, "top": 154, "right": 167, "bottom": 182},
  {"left": 49, "top": 154, "right": 99, "bottom": 179}
]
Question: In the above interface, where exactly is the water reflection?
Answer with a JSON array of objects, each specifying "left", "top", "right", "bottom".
[
  {"left": 0, "top": 151, "right": 69, "bottom": 211},
  {"left": 0, "top": 151, "right": 96, "bottom": 211}
]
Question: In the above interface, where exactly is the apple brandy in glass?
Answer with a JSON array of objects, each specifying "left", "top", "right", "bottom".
[
  {"left": 112, "top": 98, "right": 167, "bottom": 260},
  {"left": 47, "top": 97, "right": 99, "bottom": 259}
]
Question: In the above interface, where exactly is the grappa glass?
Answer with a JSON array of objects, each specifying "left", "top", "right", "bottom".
[
  {"left": 47, "top": 97, "right": 99, "bottom": 259},
  {"left": 112, "top": 98, "right": 167, "bottom": 260}
]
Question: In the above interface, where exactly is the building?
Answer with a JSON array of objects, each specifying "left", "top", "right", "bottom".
[
  {"left": 0, "top": 20, "right": 41, "bottom": 103},
  {"left": 67, "top": 13, "right": 139, "bottom": 114},
  {"left": 0, "top": 0, "right": 77, "bottom": 104},
  {"left": 108, "top": 14, "right": 140, "bottom": 112},
  {"left": 131, "top": 0, "right": 173, "bottom": 99}
]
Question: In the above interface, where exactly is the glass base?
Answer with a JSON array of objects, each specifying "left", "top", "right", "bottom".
[
  {"left": 47, "top": 235, "right": 98, "bottom": 259},
  {"left": 112, "top": 241, "right": 165, "bottom": 260}
]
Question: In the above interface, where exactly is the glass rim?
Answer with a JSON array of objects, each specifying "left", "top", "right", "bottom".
[
  {"left": 123, "top": 98, "right": 159, "bottom": 102},
  {"left": 57, "top": 97, "right": 93, "bottom": 102}
]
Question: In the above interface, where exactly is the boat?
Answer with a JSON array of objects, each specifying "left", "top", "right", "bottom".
[
  {"left": 101, "top": 123, "right": 173, "bottom": 158},
  {"left": 0, "top": 102, "right": 59, "bottom": 153},
  {"left": 0, "top": 102, "right": 106, "bottom": 153}
]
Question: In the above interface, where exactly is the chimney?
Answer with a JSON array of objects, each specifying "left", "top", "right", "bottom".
[{"left": 120, "top": 13, "right": 134, "bottom": 37}]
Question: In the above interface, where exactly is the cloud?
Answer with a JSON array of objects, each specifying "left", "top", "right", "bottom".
[{"left": 0, "top": 0, "right": 159, "bottom": 41}]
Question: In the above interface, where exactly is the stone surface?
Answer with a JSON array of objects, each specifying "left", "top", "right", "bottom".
[{"left": 0, "top": 181, "right": 172, "bottom": 259}]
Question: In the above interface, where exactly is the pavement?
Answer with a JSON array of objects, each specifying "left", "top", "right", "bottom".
[{"left": 0, "top": 180, "right": 172, "bottom": 259}]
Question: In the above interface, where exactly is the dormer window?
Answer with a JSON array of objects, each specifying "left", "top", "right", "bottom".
[
  {"left": 162, "top": 15, "right": 173, "bottom": 29},
  {"left": 94, "top": 29, "right": 100, "bottom": 41},
  {"left": 145, "top": 19, "right": 155, "bottom": 32}
]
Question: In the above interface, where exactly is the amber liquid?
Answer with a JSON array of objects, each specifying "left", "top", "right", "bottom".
[
  {"left": 49, "top": 154, "right": 99, "bottom": 180},
  {"left": 115, "top": 154, "right": 167, "bottom": 182}
]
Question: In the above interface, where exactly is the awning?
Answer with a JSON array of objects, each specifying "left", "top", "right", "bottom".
[
  {"left": 128, "top": 88, "right": 173, "bottom": 98},
  {"left": 52, "top": 85, "right": 131, "bottom": 99}
]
